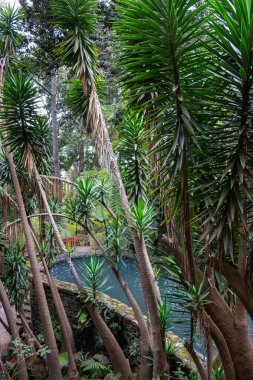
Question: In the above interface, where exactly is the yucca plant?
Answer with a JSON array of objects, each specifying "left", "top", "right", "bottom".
[
  {"left": 117, "top": 113, "right": 150, "bottom": 203},
  {"left": 0, "top": 6, "right": 62, "bottom": 379},
  {"left": 53, "top": 1, "right": 168, "bottom": 376},
  {"left": 116, "top": 1, "right": 253, "bottom": 379}
]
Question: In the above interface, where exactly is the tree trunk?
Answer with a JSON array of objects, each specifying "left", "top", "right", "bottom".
[
  {"left": 5, "top": 150, "right": 62, "bottom": 380},
  {"left": 41, "top": 257, "right": 79, "bottom": 380},
  {"left": 203, "top": 312, "right": 236, "bottom": 380},
  {"left": 86, "top": 227, "right": 152, "bottom": 380},
  {"left": 133, "top": 236, "right": 168, "bottom": 379},
  {"left": 0, "top": 281, "right": 29, "bottom": 380},
  {"left": 163, "top": 236, "right": 253, "bottom": 380},
  {"left": 80, "top": 75, "right": 168, "bottom": 376},
  {"left": 51, "top": 69, "right": 60, "bottom": 178},
  {"left": 34, "top": 167, "right": 133, "bottom": 380}
]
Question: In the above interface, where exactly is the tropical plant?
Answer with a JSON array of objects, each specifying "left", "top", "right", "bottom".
[
  {"left": 53, "top": 1, "right": 168, "bottom": 376},
  {"left": 116, "top": 0, "right": 253, "bottom": 378},
  {"left": 79, "top": 255, "right": 110, "bottom": 302},
  {"left": 2, "top": 243, "right": 29, "bottom": 311},
  {"left": 0, "top": 6, "right": 62, "bottom": 379},
  {"left": 117, "top": 113, "right": 150, "bottom": 203}
]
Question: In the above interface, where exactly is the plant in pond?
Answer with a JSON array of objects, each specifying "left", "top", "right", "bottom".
[
  {"left": 80, "top": 255, "right": 110, "bottom": 302},
  {"left": 157, "top": 299, "right": 173, "bottom": 338}
]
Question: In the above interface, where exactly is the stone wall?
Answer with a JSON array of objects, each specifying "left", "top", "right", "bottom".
[{"left": 31, "top": 276, "right": 196, "bottom": 372}]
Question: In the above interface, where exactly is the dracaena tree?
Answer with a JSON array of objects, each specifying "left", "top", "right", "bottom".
[
  {"left": 115, "top": 0, "right": 253, "bottom": 379},
  {"left": 0, "top": 6, "right": 62, "bottom": 379},
  {"left": 53, "top": 1, "right": 169, "bottom": 378}
]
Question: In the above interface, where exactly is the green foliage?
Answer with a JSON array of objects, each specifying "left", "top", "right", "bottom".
[
  {"left": 66, "top": 78, "right": 88, "bottom": 117},
  {"left": 53, "top": 0, "right": 98, "bottom": 81},
  {"left": 1, "top": 70, "right": 51, "bottom": 174},
  {"left": 106, "top": 216, "right": 128, "bottom": 266},
  {"left": 157, "top": 298, "right": 173, "bottom": 337},
  {"left": 77, "top": 310, "right": 91, "bottom": 330},
  {"left": 212, "top": 364, "right": 225, "bottom": 380},
  {"left": 79, "top": 255, "right": 110, "bottom": 302},
  {"left": 0, "top": 5, "right": 23, "bottom": 57},
  {"left": 77, "top": 353, "right": 112, "bottom": 379},
  {"left": 130, "top": 198, "right": 156, "bottom": 238},
  {"left": 117, "top": 113, "right": 150, "bottom": 203},
  {"left": 2, "top": 243, "right": 29, "bottom": 310},
  {"left": 125, "top": 341, "right": 140, "bottom": 358}
]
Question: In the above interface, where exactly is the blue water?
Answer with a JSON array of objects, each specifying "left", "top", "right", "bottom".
[{"left": 51, "top": 257, "right": 204, "bottom": 351}]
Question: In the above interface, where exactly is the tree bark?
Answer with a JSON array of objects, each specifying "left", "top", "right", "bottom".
[
  {"left": 5, "top": 150, "right": 62, "bottom": 380},
  {"left": 41, "top": 257, "right": 79, "bottom": 380},
  {"left": 0, "top": 281, "right": 29, "bottom": 380},
  {"left": 34, "top": 167, "right": 133, "bottom": 380},
  {"left": 162, "top": 236, "right": 253, "bottom": 380},
  {"left": 86, "top": 227, "right": 152, "bottom": 380},
  {"left": 51, "top": 69, "right": 60, "bottom": 178}
]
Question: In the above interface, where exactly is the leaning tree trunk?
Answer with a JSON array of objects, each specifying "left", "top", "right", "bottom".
[
  {"left": 0, "top": 59, "right": 61, "bottom": 380},
  {"left": 84, "top": 85, "right": 169, "bottom": 379},
  {"left": 4, "top": 150, "right": 62, "bottom": 380},
  {"left": 41, "top": 257, "right": 79, "bottom": 380},
  {"left": 163, "top": 236, "right": 253, "bottom": 380},
  {"left": 85, "top": 227, "right": 152, "bottom": 380},
  {"left": 51, "top": 68, "right": 60, "bottom": 178},
  {"left": 0, "top": 280, "right": 29, "bottom": 380},
  {"left": 34, "top": 167, "right": 133, "bottom": 380}
]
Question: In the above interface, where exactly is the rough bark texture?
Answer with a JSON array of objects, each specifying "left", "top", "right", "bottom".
[
  {"left": 42, "top": 258, "right": 79, "bottom": 380},
  {"left": 162, "top": 236, "right": 253, "bottom": 380},
  {"left": 0, "top": 281, "right": 29, "bottom": 380},
  {"left": 87, "top": 228, "right": 152, "bottom": 380},
  {"left": 35, "top": 168, "right": 133, "bottom": 380},
  {"left": 5, "top": 151, "right": 62, "bottom": 380}
]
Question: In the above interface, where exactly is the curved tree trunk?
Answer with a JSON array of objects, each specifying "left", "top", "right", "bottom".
[
  {"left": 28, "top": 223, "right": 77, "bottom": 356},
  {"left": 34, "top": 167, "right": 133, "bottom": 380},
  {"left": 86, "top": 227, "right": 152, "bottom": 380},
  {"left": 41, "top": 257, "right": 79, "bottom": 380},
  {"left": 5, "top": 150, "right": 62, "bottom": 380},
  {"left": 203, "top": 312, "right": 236, "bottom": 380},
  {"left": 163, "top": 236, "right": 253, "bottom": 380},
  {"left": 86, "top": 85, "right": 168, "bottom": 378},
  {"left": 0, "top": 281, "right": 29, "bottom": 380}
]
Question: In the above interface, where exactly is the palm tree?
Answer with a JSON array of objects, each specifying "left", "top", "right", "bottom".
[
  {"left": 53, "top": 1, "right": 169, "bottom": 377},
  {"left": 0, "top": 6, "right": 62, "bottom": 379},
  {"left": 115, "top": 0, "right": 253, "bottom": 378}
]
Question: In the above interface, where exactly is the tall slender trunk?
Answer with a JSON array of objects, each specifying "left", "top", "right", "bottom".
[
  {"left": 163, "top": 236, "right": 253, "bottom": 380},
  {"left": 42, "top": 257, "right": 79, "bottom": 380},
  {"left": 29, "top": 222, "right": 77, "bottom": 356},
  {"left": 84, "top": 86, "right": 168, "bottom": 378},
  {"left": 51, "top": 68, "right": 60, "bottom": 178},
  {"left": 34, "top": 167, "right": 133, "bottom": 380},
  {"left": 203, "top": 312, "right": 236, "bottom": 380},
  {"left": 86, "top": 227, "right": 152, "bottom": 380},
  {"left": 0, "top": 281, "right": 29, "bottom": 380},
  {"left": 0, "top": 60, "right": 61, "bottom": 380},
  {"left": 5, "top": 150, "right": 62, "bottom": 380}
]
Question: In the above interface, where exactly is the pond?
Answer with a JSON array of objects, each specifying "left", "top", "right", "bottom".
[{"left": 51, "top": 257, "right": 204, "bottom": 352}]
